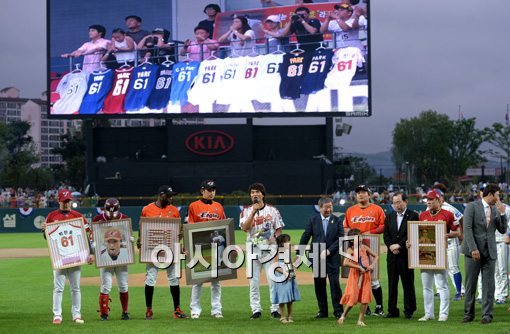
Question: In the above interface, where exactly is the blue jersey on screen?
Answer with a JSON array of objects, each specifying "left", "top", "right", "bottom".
[
  {"left": 147, "top": 63, "right": 174, "bottom": 110},
  {"left": 79, "top": 69, "right": 113, "bottom": 114},
  {"left": 170, "top": 61, "right": 200, "bottom": 105},
  {"left": 301, "top": 48, "right": 334, "bottom": 95},
  {"left": 124, "top": 63, "right": 159, "bottom": 112},
  {"left": 279, "top": 52, "right": 311, "bottom": 99}
]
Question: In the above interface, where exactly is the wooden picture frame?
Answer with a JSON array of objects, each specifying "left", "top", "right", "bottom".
[
  {"left": 408, "top": 221, "right": 447, "bottom": 269},
  {"left": 340, "top": 234, "right": 380, "bottom": 280},
  {"left": 183, "top": 218, "right": 237, "bottom": 285},
  {"left": 45, "top": 217, "right": 90, "bottom": 270},
  {"left": 139, "top": 217, "right": 182, "bottom": 264},
  {"left": 92, "top": 218, "right": 135, "bottom": 268}
]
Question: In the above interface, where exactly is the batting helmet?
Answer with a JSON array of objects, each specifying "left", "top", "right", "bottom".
[{"left": 104, "top": 198, "right": 120, "bottom": 220}]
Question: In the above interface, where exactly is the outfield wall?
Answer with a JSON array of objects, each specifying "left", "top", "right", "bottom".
[{"left": 0, "top": 204, "right": 466, "bottom": 233}]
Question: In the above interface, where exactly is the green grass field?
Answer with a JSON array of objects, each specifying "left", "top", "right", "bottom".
[{"left": 1, "top": 232, "right": 510, "bottom": 333}]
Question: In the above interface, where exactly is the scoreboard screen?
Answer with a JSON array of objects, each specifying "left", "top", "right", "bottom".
[{"left": 47, "top": 0, "right": 370, "bottom": 118}]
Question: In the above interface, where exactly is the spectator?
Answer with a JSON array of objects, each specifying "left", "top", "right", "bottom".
[
  {"left": 138, "top": 28, "right": 176, "bottom": 64},
  {"left": 320, "top": 3, "right": 366, "bottom": 53},
  {"left": 125, "top": 15, "right": 149, "bottom": 44},
  {"left": 218, "top": 15, "right": 256, "bottom": 56},
  {"left": 280, "top": 6, "right": 323, "bottom": 52},
  {"left": 262, "top": 15, "right": 289, "bottom": 53},
  {"left": 198, "top": 4, "right": 221, "bottom": 37},
  {"left": 61, "top": 24, "right": 110, "bottom": 72},
  {"left": 102, "top": 28, "right": 136, "bottom": 69},
  {"left": 180, "top": 26, "right": 219, "bottom": 61}
]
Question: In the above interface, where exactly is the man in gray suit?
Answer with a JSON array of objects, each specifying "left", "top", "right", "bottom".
[{"left": 461, "top": 183, "right": 507, "bottom": 324}]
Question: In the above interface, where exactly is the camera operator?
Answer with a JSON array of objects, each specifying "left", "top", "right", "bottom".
[{"left": 281, "top": 6, "right": 323, "bottom": 52}]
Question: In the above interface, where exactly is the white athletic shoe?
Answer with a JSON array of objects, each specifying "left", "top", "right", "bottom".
[
  {"left": 73, "top": 318, "right": 85, "bottom": 324},
  {"left": 191, "top": 314, "right": 200, "bottom": 319},
  {"left": 212, "top": 313, "right": 223, "bottom": 318},
  {"left": 438, "top": 315, "right": 448, "bottom": 322},
  {"left": 418, "top": 315, "right": 434, "bottom": 321},
  {"left": 52, "top": 316, "right": 62, "bottom": 325}
]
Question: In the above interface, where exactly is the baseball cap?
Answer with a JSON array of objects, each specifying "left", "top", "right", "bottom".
[
  {"left": 201, "top": 180, "right": 217, "bottom": 190},
  {"left": 355, "top": 185, "right": 371, "bottom": 193},
  {"left": 58, "top": 189, "right": 73, "bottom": 202},
  {"left": 424, "top": 190, "right": 440, "bottom": 200},
  {"left": 152, "top": 28, "right": 165, "bottom": 34},
  {"left": 158, "top": 185, "right": 177, "bottom": 196},
  {"left": 479, "top": 182, "right": 488, "bottom": 191},
  {"left": 104, "top": 228, "right": 121, "bottom": 241},
  {"left": 265, "top": 15, "right": 281, "bottom": 23},
  {"left": 334, "top": 3, "right": 353, "bottom": 12}
]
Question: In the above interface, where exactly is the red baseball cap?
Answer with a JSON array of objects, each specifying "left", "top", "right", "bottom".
[
  {"left": 424, "top": 190, "right": 440, "bottom": 200},
  {"left": 104, "top": 228, "right": 122, "bottom": 241},
  {"left": 58, "top": 189, "right": 73, "bottom": 202}
]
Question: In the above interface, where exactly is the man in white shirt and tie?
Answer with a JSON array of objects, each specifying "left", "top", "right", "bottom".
[{"left": 383, "top": 192, "right": 419, "bottom": 319}]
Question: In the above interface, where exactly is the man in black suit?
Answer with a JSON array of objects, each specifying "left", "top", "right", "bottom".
[
  {"left": 461, "top": 183, "right": 507, "bottom": 324},
  {"left": 298, "top": 197, "right": 344, "bottom": 319},
  {"left": 383, "top": 192, "right": 418, "bottom": 319}
]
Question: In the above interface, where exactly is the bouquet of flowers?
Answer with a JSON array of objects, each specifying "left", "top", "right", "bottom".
[{"left": 251, "top": 226, "right": 272, "bottom": 246}]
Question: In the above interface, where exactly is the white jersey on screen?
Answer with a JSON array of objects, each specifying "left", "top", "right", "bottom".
[
  {"left": 324, "top": 47, "right": 364, "bottom": 89},
  {"left": 52, "top": 71, "right": 89, "bottom": 115}
]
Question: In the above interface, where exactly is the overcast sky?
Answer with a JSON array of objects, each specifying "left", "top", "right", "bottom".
[{"left": 1, "top": 0, "right": 509, "bottom": 155}]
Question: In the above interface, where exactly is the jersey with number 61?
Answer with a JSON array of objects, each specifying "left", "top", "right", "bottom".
[
  {"left": 79, "top": 69, "right": 114, "bottom": 114},
  {"left": 301, "top": 49, "right": 334, "bottom": 95},
  {"left": 254, "top": 53, "right": 284, "bottom": 103},
  {"left": 102, "top": 67, "right": 133, "bottom": 114},
  {"left": 188, "top": 58, "right": 225, "bottom": 105},
  {"left": 216, "top": 57, "right": 247, "bottom": 105},
  {"left": 124, "top": 63, "right": 159, "bottom": 112},
  {"left": 147, "top": 63, "right": 174, "bottom": 111},
  {"left": 170, "top": 61, "right": 200, "bottom": 105},
  {"left": 324, "top": 47, "right": 364, "bottom": 89}
]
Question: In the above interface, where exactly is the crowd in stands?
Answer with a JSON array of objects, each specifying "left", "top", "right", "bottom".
[{"left": 0, "top": 186, "right": 79, "bottom": 208}]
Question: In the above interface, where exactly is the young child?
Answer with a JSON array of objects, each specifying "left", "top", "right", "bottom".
[
  {"left": 337, "top": 229, "right": 378, "bottom": 327},
  {"left": 271, "top": 234, "right": 301, "bottom": 323}
]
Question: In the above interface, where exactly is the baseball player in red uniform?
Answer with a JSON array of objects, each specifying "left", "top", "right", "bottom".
[
  {"left": 41, "top": 189, "right": 94, "bottom": 325},
  {"left": 187, "top": 180, "right": 226, "bottom": 319},
  {"left": 343, "top": 185, "right": 386, "bottom": 316},
  {"left": 92, "top": 198, "right": 131, "bottom": 321}
]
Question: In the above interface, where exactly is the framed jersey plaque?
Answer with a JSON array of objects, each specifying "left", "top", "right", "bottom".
[{"left": 45, "top": 217, "right": 90, "bottom": 270}]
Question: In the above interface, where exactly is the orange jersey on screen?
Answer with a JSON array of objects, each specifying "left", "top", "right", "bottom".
[
  {"left": 187, "top": 199, "right": 226, "bottom": 223},
  {"left": 343, "top": 203, "right": 385, "bottom": 234},
  {"left": 141, "top": 202, "right": 180, "bottom": 218}
]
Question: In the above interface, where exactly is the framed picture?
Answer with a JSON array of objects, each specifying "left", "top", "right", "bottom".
[
  {"left": 340, "top": 234, "right": 380, "bottom": 280},
  {"left": 183, "top": 218, "right": 237, "bottom": 285},
  {"left": 45, "top": 217, "right": 90, "bottom": 270},
  {"left": 92, "top": 218, "right": 135, "bottom": 268},
  {"left": 139, "top": 217, "right": 182, "bottom": 264},
  {"left": 408, "top": 221, "right": 447, "bottom": 269}
]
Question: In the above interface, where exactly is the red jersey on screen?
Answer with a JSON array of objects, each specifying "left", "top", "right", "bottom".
[{"left": 102, "top": 67, "right": 133, "bottom": 114}]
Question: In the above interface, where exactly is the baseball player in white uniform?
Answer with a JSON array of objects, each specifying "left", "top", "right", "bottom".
[{"left": 240, "top": 183, "right": 284, "bottom": 319}]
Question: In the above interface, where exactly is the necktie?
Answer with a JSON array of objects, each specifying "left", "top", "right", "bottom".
[
  {"left": 485, "top": 206, "right": 491, "bottom": 228},
  {"left": 323, "top": 218, "right": 328, "bottom": 235}
]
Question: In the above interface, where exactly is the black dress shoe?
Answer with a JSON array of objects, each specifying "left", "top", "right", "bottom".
[
  {"left": 315, "top": 312, "right": 328, "bottom": 319},
  {"left": 461, "top": 316, "right": 473, "bottom": 323},
  {"left": 384, "top": 313, "right": 399, "bottom": 318},
  {"left": 334, "top": 312, "right": 343, "bottom": 319},
  {"left": 270, "top": 311, "right": 281, "bottom": 319},
  {"left": 250, "top": 312, "right": 261, "bottom": 319},
  {"left": 480, "top": 317, "right": 492, "bottom": 324},
  {"left": 404, "top": 313, "right": 413, "bottom": 320}
]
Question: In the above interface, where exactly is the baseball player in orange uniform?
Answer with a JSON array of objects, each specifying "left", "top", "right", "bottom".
[
  {"left": 139, "top": 185, "right": 187, "bottom": 320},
  {"left": 343, "top": 185, "right": 385, "bottom": 316},
  {"left": 188, "top": 180, "right": 226, "bottom": 319}
]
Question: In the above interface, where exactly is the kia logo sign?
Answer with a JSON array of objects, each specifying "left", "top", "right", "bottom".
[{"left": 185, "top": 130, "right": 234, "bottom": 156}]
